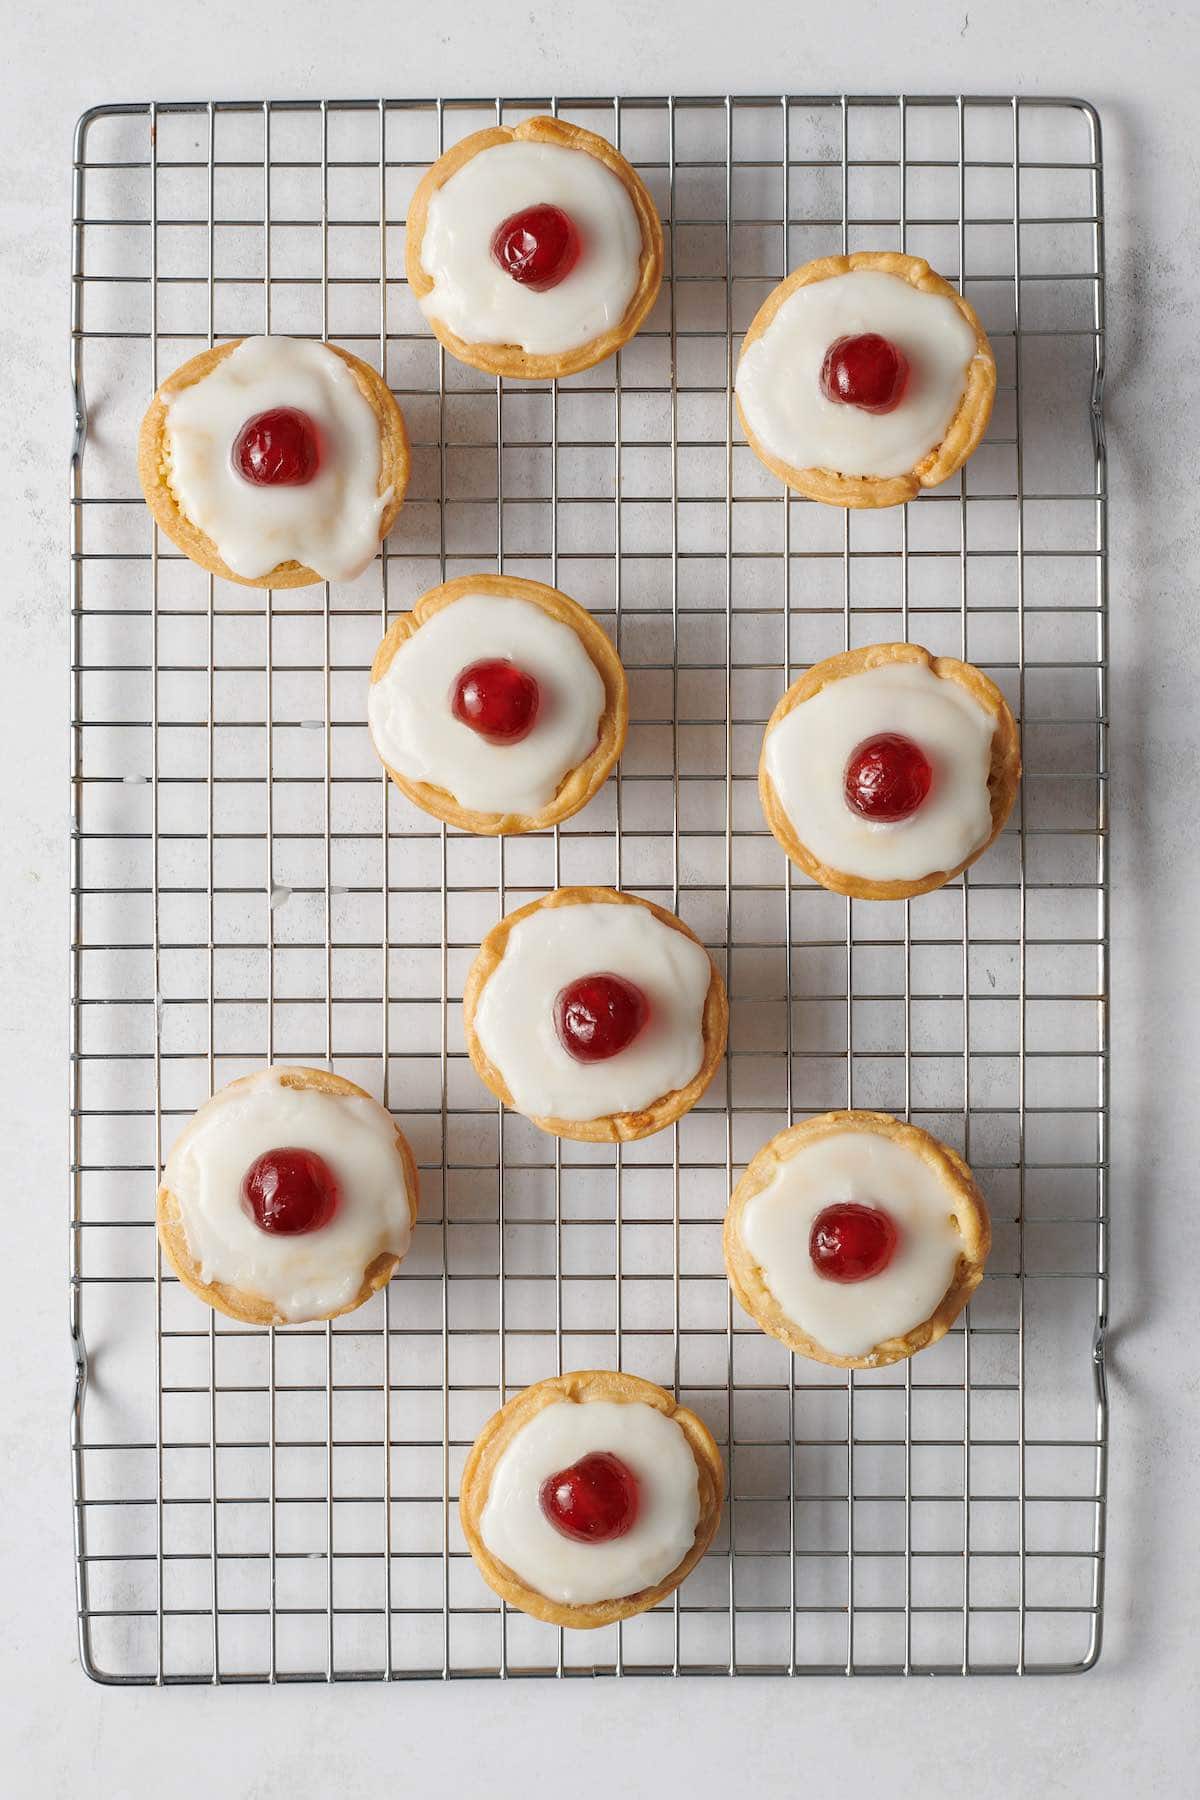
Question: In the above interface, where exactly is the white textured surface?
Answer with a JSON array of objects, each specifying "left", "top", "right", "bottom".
[{"left": 2, "top": 2, "right": 1198, "bottom": 1797}]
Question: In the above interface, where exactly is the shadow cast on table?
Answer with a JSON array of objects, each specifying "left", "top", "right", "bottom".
[{"left": 1089, "top": 91, "right": 1179, "bottom": 1678}]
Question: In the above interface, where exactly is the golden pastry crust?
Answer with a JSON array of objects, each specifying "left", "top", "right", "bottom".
[
  {"left": 759, "top": 642, "right": 1021, "bottom": 901},
  {"left": 724, "top": 1110, "right": 991, "bottom": 1370},
  {"left": 736, "top": 251, "right": 996, "bottom": 508},
  {"left": 155, "top": 1066, "right": 419, "bottom": 1326},
  {"left": 369, "top": 573, "right": 628, "bottom": 836},
  {"left": 137, "top": 339, "right": 411, "bottom": 588},
  {"left": 405, "top": 115, "right": 664, "bottom": 380},
  {"left": 462, "top": 886, "right": 729, "bottom": 1143},
  {"left": 459, "top": 1369, "right": 725, "bottom": 1629}
]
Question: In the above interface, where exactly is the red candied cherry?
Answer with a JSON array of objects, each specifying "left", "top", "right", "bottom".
[
  {"left": 491, "top": 203, "right": 582, "bottom": 292},
  {"left": 844, "top": 732, "right": 933, "bottom": 823},
  {"left": 451, "top": 658, "right": 540, "bottom": 744},
  {"left": 233, "top": 407, "right": 321, "bottom": 485},
  {"left": 240, "top": 1147, "right": 340, "bottom": 1235},
  {"left": 539, "top": 1451, "right": 640, "bottom": 1543},
  {"left": 820, "top": 333, "right": 910, "bottom": 414},
  {"left": 554, "top": 972, "right": 649, "bottom": 1063},
  {"left": 810, "top": 1202, "right": 899, "bottom": 1283}
]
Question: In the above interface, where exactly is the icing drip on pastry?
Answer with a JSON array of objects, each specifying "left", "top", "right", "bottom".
[
  {"left": 418, "top": 141, "right": 643, "bottom": 356},
  {"left": 368, "top": 593, "right": 606, "bottom": 816},
  {"left": 764, "top": 660, "right": 996, "bottom": 883},
  {"left": 163, "top": 336, "right": 390, "bottom": 582},
  {"left": 163, "top": 1069, "right": 413, "bottom": 1322},
  {"left": 480, "top": 1399, "right": 700, "bottom": 1605},
  {"left": 472, "top": 901, "right": 712, "bottom": 1123},
  {"left": 736, "top": 271, "right": 981, "bottom": 479},
  {"left": 739, "top": 1130, "right": 969, "bottom": 1358}
]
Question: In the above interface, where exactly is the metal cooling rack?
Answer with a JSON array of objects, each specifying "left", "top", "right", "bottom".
[{"left": 68, "top": 93, "right": 1109, "bottom": 1682}]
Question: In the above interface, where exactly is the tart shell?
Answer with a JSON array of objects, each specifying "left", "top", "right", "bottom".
[
  {"left": 462, "top": 885, "right": 729, "bottom": 1143},
  {"left": 405, "top": 115, "right": 664, "bottom": 380},
  {"left": 370, "top": 573, "right": 628, "bottom": 836},
  {"left": 459, "top": 1369, "right": 725, "bottom": 1629},
  {"left": 736, "top": 251, "right": 996, "bottom": 508},
  {"left": 137, "top": 339, "right": 411, "bottom": 589},
  {"left": 759, "top": 642, "right": 1021, "bottom": 901},
  {"left": 155, "top": 1066, "right": 419, "bottom": 1326},
  {"left": 724, "top": 1109, "right": 991, "bottom": 1370}
]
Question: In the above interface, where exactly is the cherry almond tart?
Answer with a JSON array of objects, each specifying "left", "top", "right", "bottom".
[
  {"left": 157, "top": 1067, "right": 418, "bottom": 1326},
  {"left": 460, "top": 1370, "right": 724, "bottom": 1628},
  {"left": 724, "top": 1111, "right": 991, "bottom": 1369},
  {"left": 759, "top": 642, "right": 1021, "bottom": 901},
  {"left": 406, "top": 115, "right": 663, "bottom": 379},
  {"left": 138, "top": 335, "right": 410, "bottom": 587},
  {"left": 368, "top": 574, "right": 628, "bottom": 836},
  {"left": 735, "top": 251, "right": 996, "bottom": 507},
  {"left": 463, "top": 886, "right": 728, "bottom": 1142}
]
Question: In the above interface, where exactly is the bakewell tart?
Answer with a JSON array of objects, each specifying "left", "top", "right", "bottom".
[
  {"left": 405, "top": 115, "right": 663, "bottom": 379},
  {"left": 724, "top": 1110, "right": 991, "bottom": 1370},
  {"left": 463, "top": 886, "right": 728, "bottom": 1143},
  {"left": 759, "top": 642, "right": 1021, "bottom": 901},
  {"left": 157, "top": 1066, "right": 418, "bottom": 1326},
  {"left": 735, "top": 251, "right": 996, "bottom": 507},
  {"left": 368, "top": 573, "right": 628, "bottom": 836},
  {"left": 460, "top": 1370, "right": 724, "bottom": 1628},
  {"left": 138, "top": 335, "right": 410, "bottom": 587}
]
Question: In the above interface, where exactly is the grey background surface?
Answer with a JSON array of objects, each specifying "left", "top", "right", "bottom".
[{"left": 2, "top": 0, "right": 1197, "bottom": 1793}]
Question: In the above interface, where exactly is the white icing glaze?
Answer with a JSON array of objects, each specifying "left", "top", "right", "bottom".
[
  {"left": 163, "top": 1069, "right": 413, "bottom": 1322},
  {"left": 479, "top": 1398, "right": 701, "bottom": 1605},
  {"left": 164, "top": 336, "right": 390, "bottom": 582},
  {"left": 472, "top": 900, "right": 712, "bottom": 1123},
  {"left": 739, "top": 1130, "right": 970, "bottom": 1358},
  {"left": 367, "top": 593, "right": 606, "bottom": 815},
  {"left": 764, "top": 660, "right": 996, "bottom": 882},
  {"left": 736, "top": 271, "right": 981, "bottom": 479},
  {"left": 418, "top": 141, "right": 643, "bottom": 356}
]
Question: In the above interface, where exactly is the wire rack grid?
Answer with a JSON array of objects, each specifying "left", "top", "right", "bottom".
[{"left": 68, "top": 92, "right": 1108, "bottom": 1683}]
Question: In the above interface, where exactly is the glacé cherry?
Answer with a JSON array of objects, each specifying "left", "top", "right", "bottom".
[
  {"left": 844, "top": 732, "right": 933, "bottom": 823},
  {"left": 451, "top": 658, "right": 541, "bottom": 743},
  {"left": 819, "top": 333, "right": 910, "bottom": 414},
  {"left": 233, "top": 407, "right": 321, "bottom": 485},
  {"left": 491, "top": 203, "right": 582, "bottom": 292},
  {"left": 240, "top": 1147, "right": 340, "bottom": 1236},
  {"left": 554, "top": 972, "right": 649, "bottom": 1062},
  {"left": 809, "top": 1202, "right": 899, "bottom": 1283},
  {"left": 539, "top": 1451, "right": 640, "bottom": 1543}
]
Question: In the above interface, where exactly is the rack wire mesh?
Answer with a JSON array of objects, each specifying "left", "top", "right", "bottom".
[{"left": 69, "top": 93, "right": 1108, "bottom": 1681}]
